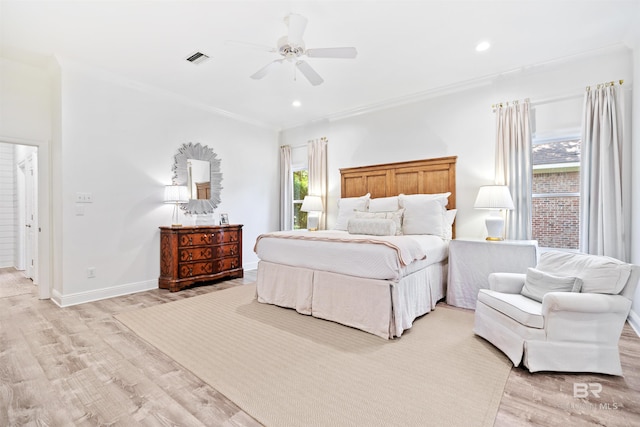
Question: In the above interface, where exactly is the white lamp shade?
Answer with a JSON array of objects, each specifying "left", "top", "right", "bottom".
[
  {"left": 474, "top": 185, "right": 515, "bottom": 210},
  {"left": 164, "top": 185, "right": 189, "bottom": 204},
  {"left": 301, "top": 195, "right": 323, "bottom": 212}
]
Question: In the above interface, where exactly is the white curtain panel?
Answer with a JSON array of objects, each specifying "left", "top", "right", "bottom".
[
  {"left": 280, "top": 145, "right": 293, "bottom": 231},
  {"left": 580, "top": 84, "right": 626, "bottom": 260},
  {"left": 494, "top": 100, "right": 532, "bottom": 240},
  {"left": 308, "top": 137, "right": 328, "bottom": 230}
]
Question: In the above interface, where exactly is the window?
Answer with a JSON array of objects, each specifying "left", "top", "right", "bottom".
[
  {"left": 292, "top": 168, "right": 308, "bottom": 230},
  {"left": 531, "top": 138, "right": 580, "bottom": 250}
]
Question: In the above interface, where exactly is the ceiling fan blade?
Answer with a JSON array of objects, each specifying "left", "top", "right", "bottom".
[
  {"left": 225, "top": 40, "right": 276, "bottom": 53},
  {"left": 286, "top": 13, "right": 307, "bottom": 46},
  {"left": 306, "top": 47, "right": 358, "bottom": 59},
  {"left": 296, "top": 61, "right": 324, "bottom": 86},
  {"left": 250, "top": 59, "right": 284, "bottom": 80}
]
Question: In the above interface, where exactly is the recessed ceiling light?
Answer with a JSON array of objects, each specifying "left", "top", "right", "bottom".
[
  {"left": 476, "top": 41, "right": 491, "bottom": 52},
  {"left": 292, "top": 100, "right": 302, "bottom": 107}
]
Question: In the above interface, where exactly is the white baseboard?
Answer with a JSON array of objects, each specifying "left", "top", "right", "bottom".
[
  {"left": 244, "top": 261, "right": 258, "bottom": 271},
  {"left": 51, "top": 279, "right": 158, "bottom": 307},
  {"left": 628, "top": 309, "right": 640, "bottom": 337}
]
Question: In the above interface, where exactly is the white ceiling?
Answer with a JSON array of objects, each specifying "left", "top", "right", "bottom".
[{"left": 2, "top": 1, "right": 639, "bottom": 130}]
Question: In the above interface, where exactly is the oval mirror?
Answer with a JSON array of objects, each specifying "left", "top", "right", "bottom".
[{"left": 172, "top": 142, "right": 222, "bottom": 214}]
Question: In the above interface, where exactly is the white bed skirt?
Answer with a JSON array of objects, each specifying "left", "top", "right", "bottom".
[{"left": 256, "top": 261, "right": 447, "bottom": 339}]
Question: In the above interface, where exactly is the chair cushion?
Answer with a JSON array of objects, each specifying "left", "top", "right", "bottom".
[
  {"left": 477, "top": 289, "right": 544, "bottom": 329},
  {"left": 521, "top": 268, "right": 582, "bottom": 302},
  {"left": 536, "top": 251, "right": 631, "bottom": 294}
]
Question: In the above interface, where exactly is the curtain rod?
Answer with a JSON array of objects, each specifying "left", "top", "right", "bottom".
[
  {"left": 586, "top": 79, "right": 624, "bottom": 91},
  {"left": 492, "top": 79, "right": 625, "bottom": 110},
  {"left": 280, "top": 143, "right": 307, "bottom": 149}
]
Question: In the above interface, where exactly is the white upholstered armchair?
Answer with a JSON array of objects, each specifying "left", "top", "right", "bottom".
[{"left": 474, "top": 251, "right": 640, "bottom": 376}]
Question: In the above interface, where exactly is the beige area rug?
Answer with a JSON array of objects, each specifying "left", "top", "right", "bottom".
[{"left": 116, "top": 284, "right": 512, "bottom": 427}]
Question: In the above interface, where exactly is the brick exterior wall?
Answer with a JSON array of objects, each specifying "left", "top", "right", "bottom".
[{"left": 532, "top": 170, "right": 580, "bottom": 249}]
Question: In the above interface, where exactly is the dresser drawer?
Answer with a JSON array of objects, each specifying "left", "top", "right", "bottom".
[
  {"left": 217, "top": 257, "right": 241, "bottom": 271},
  {"left": 215, "top": 243, "right": 239, "bottom": 258},
  {"left": 179, "top": 262, "right": 213, "bottom": 278},
  {"left": 179, "top": 230, "right": 240, "bottom": 247},
  {"left": 179, "top": 243, "right": 239, "bottom": 262},
  {"left": 179, "top": 247, "right": 213, "bottom": 262}
]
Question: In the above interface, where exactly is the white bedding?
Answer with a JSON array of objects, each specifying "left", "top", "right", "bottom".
[{"left": 254, "top": 230, "right": 448, "bottom": 281}]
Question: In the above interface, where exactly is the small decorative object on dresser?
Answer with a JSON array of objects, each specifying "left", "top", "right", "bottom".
[
  {"left": 159, "top": 225, "right": 243, "bottom": 292},
  {"left": 219, "top": 213, "right": 229, "bottom": 225}
]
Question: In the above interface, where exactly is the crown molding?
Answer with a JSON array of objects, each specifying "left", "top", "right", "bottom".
[
  {"left": 54, "top": 56, "right": 279, "bottom": 132},
  {"left": 280, "top": 43, "right": 631, "bottom": 131}
]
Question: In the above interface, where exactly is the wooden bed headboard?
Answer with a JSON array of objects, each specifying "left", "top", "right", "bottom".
[
  {"left": 340, "top": 156, "right": 457, "bottom": 210},
  {"left": 340, "top": 156, "right": 457, "bottom": 237}
]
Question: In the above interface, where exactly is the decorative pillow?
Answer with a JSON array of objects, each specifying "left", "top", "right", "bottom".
[
  {"left": 354, "top": 208, "right": 404, "bottom": 235},
  {"left": 347, "top": 218, "right": 397, "bottom": 236},
  {"left": 443, "top": 209, "right": 457, "bottom": 240},
  {"left": 398, "top": 194, "right": 449, "bottom": 236},
  {"left": 398, "top": 192, "right": 451, "bottom": 207},
  {"left": 368, "top": 196, "right": 400, "bottom": 213},
  {"left": 535, "top": 251, "right": 632, "bottom": 294},
  {"left": 521, "top": 267, "right": 583, "bottom": 302},
  {"left": 334, "top": 193, "right": 370, "bottom": 231}
]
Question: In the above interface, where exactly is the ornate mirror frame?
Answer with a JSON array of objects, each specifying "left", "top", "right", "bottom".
[{"left": 172, "top": 142, "right": 222, "bottom": 215}]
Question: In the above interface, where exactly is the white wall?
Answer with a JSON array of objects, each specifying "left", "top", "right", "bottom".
[{"left": 51, "top": 59, "right": 279, "bottom": 305}]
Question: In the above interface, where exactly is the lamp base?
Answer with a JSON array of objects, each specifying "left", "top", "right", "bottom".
[
  {"left": 170, "top": 203, "right": 183, "bottom": 228},
  {"left": 306, "top": 214, "right": 320, "bottom": 232},
  {"left": 485, "top": 212, "right": 505, "bottom": 241}
]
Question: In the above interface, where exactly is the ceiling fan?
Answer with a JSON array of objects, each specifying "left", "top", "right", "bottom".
[{"left": 234, "top": 13, "right": 357, "bottom": 86}]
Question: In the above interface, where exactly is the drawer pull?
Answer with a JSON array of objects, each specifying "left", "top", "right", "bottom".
[
  {"left": 188, "top": 236, "right": 193, "bottom": 245},
  {"left": 188, "top": 253, "right": 193, "bottom": 261}
]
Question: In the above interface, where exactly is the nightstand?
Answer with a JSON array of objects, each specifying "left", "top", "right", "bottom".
[{"left": 447, "top": 239, "right": 538, "bottom": 309}]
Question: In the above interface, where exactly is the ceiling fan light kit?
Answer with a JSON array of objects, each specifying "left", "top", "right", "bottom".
[{"left": 244, "top": 13, "right": 357, "bottom": 86}]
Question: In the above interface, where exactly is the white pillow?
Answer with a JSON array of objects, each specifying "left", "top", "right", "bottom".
[
  {"left": 521, "top": 267, "right": 583, "bottom": 302},
  {"left": 398, "top": 193, "right": 450, "bottom": 236},
  {"left": 368, "top": 196, "right": 400, "bottom": 212},
  {"left": 347, "top": 218, "right": 397, "bottom": 236},
  {"left": 334, "top": 193, "right": 370, "bottom": 231},
  {"left": 398, "top": 192, "right": 451, "bottom": 207},
  {"left": 443, "top": 209, "right": 457, "bottom": 240},
  {"left": 536, "top": 251, "right": 632, "bottom": 294},
  {"left": 355, "top": 209, "right": 404, "bottom": 235}
]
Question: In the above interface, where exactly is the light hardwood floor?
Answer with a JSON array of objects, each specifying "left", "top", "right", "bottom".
[{"left": 1, "top": 267, "right": 639, "bottom": 426}]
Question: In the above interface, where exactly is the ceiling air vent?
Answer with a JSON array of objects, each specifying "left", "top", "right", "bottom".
[{"left": 185, "top": 51, "right": 210, "bottom": 65}]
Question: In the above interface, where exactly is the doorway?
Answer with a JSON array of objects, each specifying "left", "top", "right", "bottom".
[{"left": 0, "top": 140, "right": 46, "bottom": 298}]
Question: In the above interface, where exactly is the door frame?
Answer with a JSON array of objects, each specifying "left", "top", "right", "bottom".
[{"left": 0, "top": 136, "right": 51, "bottom": 299}]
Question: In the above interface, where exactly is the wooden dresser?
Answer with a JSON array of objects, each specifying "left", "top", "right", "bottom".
[{"left": 159, "top": 225, "right": 243, "bottom": 292}]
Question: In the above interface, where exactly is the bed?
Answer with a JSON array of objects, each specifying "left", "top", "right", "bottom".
[{"left": 254, "top": 156, "right": 457, "bottom": 339}]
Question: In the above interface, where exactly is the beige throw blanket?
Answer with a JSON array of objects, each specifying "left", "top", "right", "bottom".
[{"left": 254, "top": 230, "right": 427, "bottom": 266}]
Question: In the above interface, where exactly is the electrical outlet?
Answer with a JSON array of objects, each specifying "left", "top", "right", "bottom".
[
  {"left": 75, "top": 192, "right": 94, "bottom": 203},
  {"left": 87, "top": 267, "right": 96, "bottom": 278}
]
